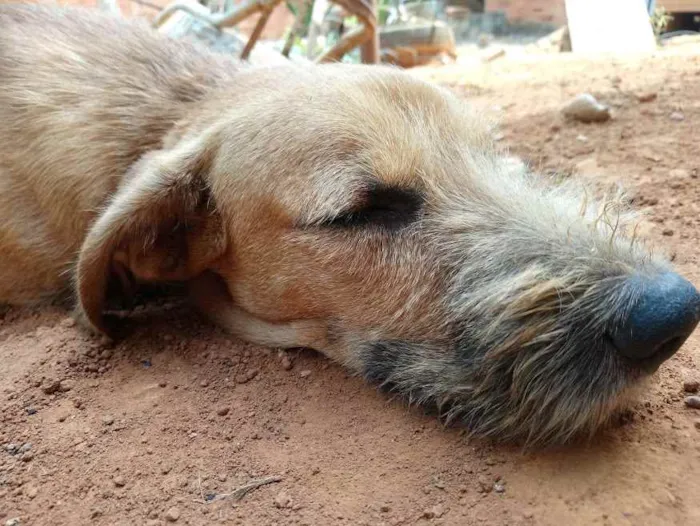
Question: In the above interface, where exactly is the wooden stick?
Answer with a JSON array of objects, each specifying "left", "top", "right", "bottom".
[{"left": 241, "top": 7, "right": 274, "bottom": 60}]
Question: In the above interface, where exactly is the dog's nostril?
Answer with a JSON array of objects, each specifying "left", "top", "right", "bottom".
[{"left": 610, "top": 272, "right": 700, "bottom": 363}]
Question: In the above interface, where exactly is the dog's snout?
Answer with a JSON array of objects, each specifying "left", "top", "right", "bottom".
[{"left": 611, "top": 272, "right": 700, "bottom": 365}]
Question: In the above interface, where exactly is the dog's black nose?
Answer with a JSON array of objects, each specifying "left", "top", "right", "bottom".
[{"left": 611, "top": 272, "right": 700, "bottom": 365}]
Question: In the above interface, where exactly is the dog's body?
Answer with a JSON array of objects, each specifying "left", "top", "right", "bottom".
[{"left": 2, "top": 4, "right": 699, "bottom": 446}]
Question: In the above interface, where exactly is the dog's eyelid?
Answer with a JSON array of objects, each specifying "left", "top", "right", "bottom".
[{"left": 319, "top": 183, "right": 425, "bottom": 229}]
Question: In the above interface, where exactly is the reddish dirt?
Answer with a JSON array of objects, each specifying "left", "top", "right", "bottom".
[{"left": 2, "top": 46, "right": 700, "bottom": 526}]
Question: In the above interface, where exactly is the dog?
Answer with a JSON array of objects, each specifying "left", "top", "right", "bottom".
[{"left": 2, "top": 4, "right": 699, "bottom": 446}]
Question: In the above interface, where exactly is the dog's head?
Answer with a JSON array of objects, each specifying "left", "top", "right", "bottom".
[{"left": 75, "top": 64, "right": 700, "bottom": 445}]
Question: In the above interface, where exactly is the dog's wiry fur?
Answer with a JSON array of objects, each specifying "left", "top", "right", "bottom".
[{"left": 0, "top": 5, "right": 679, "bottom": 446}]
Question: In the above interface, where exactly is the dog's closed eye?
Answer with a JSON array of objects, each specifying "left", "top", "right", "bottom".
[{"left": 322, "top": 183, "right": 424, "bottom": 230}]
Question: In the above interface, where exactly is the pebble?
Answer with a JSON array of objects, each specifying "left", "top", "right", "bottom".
[
  {"left": 300, "top": 370, "right": 312, "bottom": 378},
  {"left": 562, "top": 94, "right": 611, "bottom": 123},
  {"left": 494, "top": 480, "right": 506, "bottom": 494},
  {"left": 274, "top": 491, "right": 292, "bottom": 509},
  {"left": 685, "top": 396, "right": 700, "bottom": 409},
  {"left": 380, "top": 504, "right": 391, "bottom": 513},
  {"left": 216, "top": 406, "right": 230, "bottom": 417},
  {"left": 670, "top": 111, "right": 685, "bottom": 121},
  {"left": 164, "top": 506, "right": 180, "bottom": 522},
  {"left": 683, "top": 380, "right": 699, "bottom": 394},
  {"left": 636, "top": 92, "right": 657, "bottom": 103},
  {"left": 113, "top": 475, "right": 126, "bottom": 487},
  {"left": 21, "top": 451, "right": 34, "bottom": 462},
  {"left": 662, "top": 228, "right": 674, "bottom": 236},
  {"left": 102, "top": 415, "right": 115, "bottom": 426},
  {"left": 5, "top": 519, "right": 20, "bottom": 526}
]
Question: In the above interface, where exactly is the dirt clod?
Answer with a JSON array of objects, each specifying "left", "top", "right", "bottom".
[
  {"left": 216, "top": 406, "right": 230, "bottom": 416},
  {"left": 102, "top": 415, "right": 115, "bottom": 426},
  {"left": 41, "top": 378, "right": 63, "bottom": 395},
  {"left": 164, "top": 507, "right": 180, "bottom": 522},
  {"left": 683, "top": 380, "right": 699, "bottom": 394},
  {"left": 636, "top": 92, "right": 657, "bottom": 103},
  {"left": 274, "top": 491, "right": 292, "bottom": 509},
  {"left": 423, "top": 504, "right": 445, "bottom": 519}
]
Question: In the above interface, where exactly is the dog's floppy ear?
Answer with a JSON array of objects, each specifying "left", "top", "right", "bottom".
[{"left": 75, "top": 133, "right": 227, "bottom": 336}]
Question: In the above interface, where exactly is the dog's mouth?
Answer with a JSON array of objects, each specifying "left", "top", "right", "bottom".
[{"left": 606, "top": 334, "right": 687, "bottom": 376}]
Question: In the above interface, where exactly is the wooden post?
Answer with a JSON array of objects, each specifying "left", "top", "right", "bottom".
[{"left": 359, "top": 0, "right": 379, "bottom": 63}]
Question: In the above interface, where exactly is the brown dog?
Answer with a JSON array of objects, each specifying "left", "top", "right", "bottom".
[{"left": 2, "top": 4, "right": 699, "bottom": 446}]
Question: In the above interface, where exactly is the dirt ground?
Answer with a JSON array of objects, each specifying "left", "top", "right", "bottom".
[{"left": 2, "top": 44, "right": 700, "bottom": 526}]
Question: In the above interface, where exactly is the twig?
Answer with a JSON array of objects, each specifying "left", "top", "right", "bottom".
[{"left": 211, "top": 475, "right": 283, "bottom": 502}]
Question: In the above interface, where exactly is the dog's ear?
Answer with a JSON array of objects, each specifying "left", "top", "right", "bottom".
[{"left": 75, "top": 133, "right": 227, "bottom": 336}]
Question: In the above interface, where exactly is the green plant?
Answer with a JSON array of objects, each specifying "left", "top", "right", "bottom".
[{"left": 650, "top": 6, "right": 673, "bottom": 40}]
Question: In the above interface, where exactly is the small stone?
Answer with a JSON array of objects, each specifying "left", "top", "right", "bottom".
[
  {"left": 199, "top": 380, "right": 209, "bottom": 388},
  {"left": 61, "top": 317, "right": 77, "bottom": 328},
  {"left": 380, "top": 504, "right": 391, "bottom": 513},
  {"left": 280, "top": 355, "right": 293, "bottom": 371},
  {"left": 102, "top": 415, "right": 115, "bottom": 426},
  {"left": 41, "top": 378, "right": 62, "bottom": 395},
  {"left": 21, "top": 451, "right": 34, "bottom": 462},
  {"left": 562, "top": 93, "right": 611, "bottom": 123},
  {"left": 216, "top": 406, "right": 230, "bottom": 417},
  {"left": 636, "top": 92, "right": 657, "bottom": 103},
  {"left": 57, "top": 411, "right": 70, "bottom": 423},
  {"left": 5, "top": 519, "right": 20, "bottom": 526},
  {"left": 217, "top": 473, "right": 227, "bottom": 482},
  {"left": 683, "top": 380, "right": 699, "bottom": 393},
  {"left": 494, "top": 480, "right": 506, "bottom": 494},
  {"left": 670, "top": 111, "right": 685, "bottom": 121},
  {"left": 73, "top": 399, "right": 84, "bottom": 409},
  {"left": 274, "top": 491, "right": 292, "bottom": 509},
  {"left": 662, "top": 228, "right": 674, "bottom": 236},
  {"left": 113, "top": 475, "right": 126, "bottom": 487},
  {"left": 685, "top": 396, "right": 700, "bottom": 409},
  {"left": 164, "top": 506, "right": 180, "bottom": 522},
  {"left": 300, "top": 370, "right": 312, "bottom": 378},
  {"left": 24, "top": 485, "right": 38, "bottom": 499}
]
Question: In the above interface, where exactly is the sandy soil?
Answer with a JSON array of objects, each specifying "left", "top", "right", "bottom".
[{"left": 2, "top": 45, "right": 700, "bottom": 526}]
